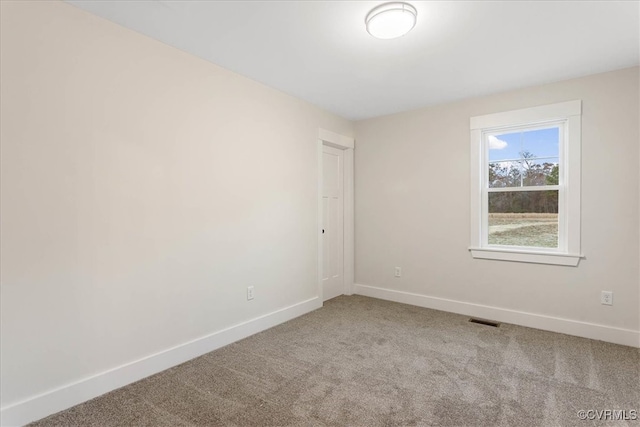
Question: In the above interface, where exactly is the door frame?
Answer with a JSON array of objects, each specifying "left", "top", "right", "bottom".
[{"left": 318, "top": 128, "right": 354, "bottom": 301}]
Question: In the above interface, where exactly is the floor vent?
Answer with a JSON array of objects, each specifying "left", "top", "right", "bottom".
[{"left": 469, "top": 318, "right": 500, "bottom": 327}]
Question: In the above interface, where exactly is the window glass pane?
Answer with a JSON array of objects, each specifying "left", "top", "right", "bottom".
[
  {"left": 488, "top": 132, "right": 521, "bottom": 162},
  {"left": 522, "top": 158, "right": 559, "bottom": 186},
  {"left": 488, "top": 191, "right": 558, "bottom": 248},
  {"left": 489, "top": 161, "right": 522, "bottom": 188},
  {"left": 488, "top": 126, "right": 560, "bottom": 188},
  {"left": 522, "top": 127, "right": 559, "bottom": 159}
]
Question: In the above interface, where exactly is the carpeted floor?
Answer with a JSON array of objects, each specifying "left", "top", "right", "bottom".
[{"left": 30, "top": 295, "right": 639, "bottom": 426}]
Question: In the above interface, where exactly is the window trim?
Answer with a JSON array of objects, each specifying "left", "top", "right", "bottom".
[{"left": 469, "top": 100, "right": 582, "bottom": 266}]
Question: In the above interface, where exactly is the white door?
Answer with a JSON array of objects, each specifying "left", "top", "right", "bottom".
[{"left": 322, "top": 145, "right": 344, "bottom": 301}]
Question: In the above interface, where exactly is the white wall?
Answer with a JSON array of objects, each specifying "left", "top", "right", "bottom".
[
  {"left": 0, "top": 0, "right": 352, "bottom": 419},
  {"left": 355, "top": 67, "right": 640, "bottom": 346}
]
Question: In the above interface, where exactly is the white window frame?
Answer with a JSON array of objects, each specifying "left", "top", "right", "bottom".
[{"left": 469, "top": 100, "right": 582, "bottom": 266}]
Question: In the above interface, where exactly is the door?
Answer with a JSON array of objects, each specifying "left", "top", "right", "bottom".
[{"left": 322, "top": 145, "right": 344, "bottom": 301}]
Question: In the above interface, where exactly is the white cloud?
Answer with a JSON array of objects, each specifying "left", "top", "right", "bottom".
[{"left": 488, "top": 135, "right": 508, "bottom": 150}]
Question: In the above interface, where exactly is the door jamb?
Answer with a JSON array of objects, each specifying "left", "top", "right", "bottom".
[{"left": 318, "top": 129, "right": 355, "bottom": 302}]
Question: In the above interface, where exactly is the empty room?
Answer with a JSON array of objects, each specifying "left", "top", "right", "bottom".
[{"left": 1, "top": 1, "right": 639, "bottom": 426}]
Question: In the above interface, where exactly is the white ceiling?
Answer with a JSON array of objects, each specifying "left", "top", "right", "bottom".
[{"left": 67, "top": 1, "right": 639, "bottom": 121}]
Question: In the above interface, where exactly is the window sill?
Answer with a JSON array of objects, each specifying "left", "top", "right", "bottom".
[{"left": 469, "top": 247, "right": 582, "bottom": 266}]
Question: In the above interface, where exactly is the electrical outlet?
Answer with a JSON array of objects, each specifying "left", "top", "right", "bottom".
[
  {"left": 394, "top": 267, "right": 401, "bottom": 278},
  {"left": 247, "top": 286, "right": 254, "bottom": 301},
  {"left": 601, "top": 291, "right": 613, "bottom": 306}
]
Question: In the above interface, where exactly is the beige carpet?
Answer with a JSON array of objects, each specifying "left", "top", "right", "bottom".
[{"left": 30, "top": 295, "right": 639, "bottom": 426}]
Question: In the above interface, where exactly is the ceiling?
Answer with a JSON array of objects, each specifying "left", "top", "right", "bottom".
[{"left": 67, "top": 1, "right": 639, "bottom": 121}]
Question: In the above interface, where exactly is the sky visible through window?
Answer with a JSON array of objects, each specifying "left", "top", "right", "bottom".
[{"left": 489, "top": 127, "right": 559, "bottom": 162}]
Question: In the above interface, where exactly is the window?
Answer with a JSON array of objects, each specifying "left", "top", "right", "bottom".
[{"left": 469, "top": 101, "right": 582, "bottom": 266}]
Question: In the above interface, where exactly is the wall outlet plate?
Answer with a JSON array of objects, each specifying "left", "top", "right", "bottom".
[
  {"left": 247, "top": 286, "right": 254, "bottom": 301},
  {"left": 601, "top": 291, "right": 613, "bottom": 305}
]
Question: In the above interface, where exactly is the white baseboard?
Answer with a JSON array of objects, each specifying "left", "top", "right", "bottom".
[
  {"left": 0, "top": 297, "right": 322, "bottom": 427},
  {"left": 354, "top": 284, "right": 640, "bottom": 348}
]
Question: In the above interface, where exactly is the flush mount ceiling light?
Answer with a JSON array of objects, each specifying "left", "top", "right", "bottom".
[{"left": 365, "top": 2, "right": 417, "bottom": 40}]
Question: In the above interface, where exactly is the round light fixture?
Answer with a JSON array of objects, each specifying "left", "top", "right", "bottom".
[{"left": 365, "top": 2, "right": 417, "bottom": 40}]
